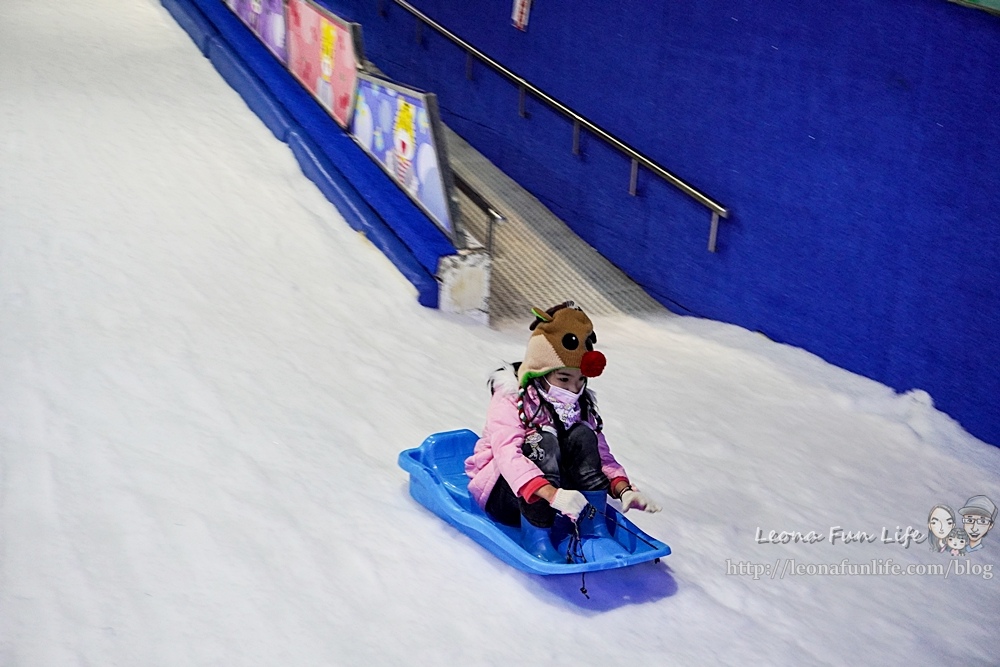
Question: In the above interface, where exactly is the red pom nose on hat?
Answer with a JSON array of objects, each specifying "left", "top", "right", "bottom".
[{"left": 580, "top": 350, "right": 606, "bottom": 378}]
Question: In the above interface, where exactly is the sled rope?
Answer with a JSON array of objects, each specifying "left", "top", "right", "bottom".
[
  {"left": 565, "top": 504, "right": 662, "bottom": 599},
  {"left": 565, "top": 515, "right": 590, "bottom": 599}
]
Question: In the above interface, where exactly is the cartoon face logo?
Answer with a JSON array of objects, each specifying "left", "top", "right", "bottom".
[
  {"left": 946, "top": 527, "right": 969, "bottom": 555},
  {"left": 962, "top": 514, "right": 993, "bottom": 543},
  {"left": 959, "top": 496, "right": 996, "bottom": 551},
  {"left": 928, "top": 505, "right": 955, "bottom": 543},
  {"left": 930, "top": 496, "right": 996, "bottom": 555},
  {"left": 250, "top": 0, "right": 262, "bottom": 13}
]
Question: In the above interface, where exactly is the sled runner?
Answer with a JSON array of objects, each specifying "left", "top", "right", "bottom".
[{"left": 398, "top": 429, "right": 671, "bottom": 575}]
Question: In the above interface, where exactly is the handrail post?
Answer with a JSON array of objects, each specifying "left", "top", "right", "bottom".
[
  {"left": 572, "top": 120, "right": 580, "bottom": 156},
  {"left": 486, "top": 211, "right": 501, "bottom": 257},
  {"left": 708, "top": 212, "right": 720, "bottom": 253},
  {"left": 629, "top": 159, "right": 639, "bottom": 196},
  {"left": 453, "top": 173, "right": 505, "bottom": 257}
]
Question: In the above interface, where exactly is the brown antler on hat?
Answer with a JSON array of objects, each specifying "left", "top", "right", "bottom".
[{"left": 518, "top": 302, "right": 607, "bottom": 387}]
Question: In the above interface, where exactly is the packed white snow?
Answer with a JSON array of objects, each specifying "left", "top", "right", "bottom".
[{"left": 2, "top": 0, "right": 998, "bottom": 665}]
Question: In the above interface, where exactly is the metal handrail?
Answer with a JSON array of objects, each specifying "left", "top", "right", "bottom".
[{"left": 380, "top": 0, "right": 730, "bottom": 251}]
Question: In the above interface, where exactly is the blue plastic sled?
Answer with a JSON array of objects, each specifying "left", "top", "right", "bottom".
[{"left": 398, "top": 429, "right": 671, "bottom": 575}]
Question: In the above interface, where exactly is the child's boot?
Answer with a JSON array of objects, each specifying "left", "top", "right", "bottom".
[
  {"left": 576, "top": 490, "right": 628, "bottom": 559},
  {"left": 520, "top": 520, "right": 563, "bottom": 562},
  {"left": 578, "top": 491, "right": 616, "bottom": 539}
]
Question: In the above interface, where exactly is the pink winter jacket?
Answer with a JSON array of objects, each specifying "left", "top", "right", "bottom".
[{"left": 464, "top": 365, "right": 628, "bottom": 509}]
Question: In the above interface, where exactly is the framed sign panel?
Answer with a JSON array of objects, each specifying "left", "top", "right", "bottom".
[
  {"left": 286, "top": 0, "right": 363, "bottom": 128},
  {"left": 351, "top": 73, "right": 459, "bottom": 242},
  {"left": 225, "top": 0, "right": 288, "bottom": 62}
]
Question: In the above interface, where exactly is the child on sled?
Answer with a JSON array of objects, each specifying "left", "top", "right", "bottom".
[{"left": 464, "top": 302, "right": 660, "bottom": 562}]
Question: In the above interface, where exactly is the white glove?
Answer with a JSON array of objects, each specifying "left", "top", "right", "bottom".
[
  {"left": 620, "top": 488, "right": 661, "bottom": 514},
  {"left": 549, "top": 489, "right": 589, "bottom": 522}
]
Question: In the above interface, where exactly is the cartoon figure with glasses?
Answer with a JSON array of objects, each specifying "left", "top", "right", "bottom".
[{"left": 958, "top": 496, "right": 996, "bottom": 554}]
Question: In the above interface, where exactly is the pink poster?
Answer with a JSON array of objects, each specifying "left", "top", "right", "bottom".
[{"left": 286, "top": 0, "right": 360, "bottom": 128}]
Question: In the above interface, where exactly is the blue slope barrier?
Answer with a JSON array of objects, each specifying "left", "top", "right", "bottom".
[
  {"left": 162, "top": 0, "right": 216, "bottom": 54},
  {"left": 206, "top": 36, "right": 293, "bottom": 141},
  {"left": 160, "top": 0, "right": 450, "bottom": 307}
]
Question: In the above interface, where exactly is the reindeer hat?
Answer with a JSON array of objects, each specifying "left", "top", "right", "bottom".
[{"left": 518, "top": 302, "right": 607, "bottom": 387}]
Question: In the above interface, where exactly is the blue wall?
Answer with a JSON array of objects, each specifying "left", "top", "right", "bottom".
[{"left": 328, "top": 0, "right": 1000, "bottom": 446}]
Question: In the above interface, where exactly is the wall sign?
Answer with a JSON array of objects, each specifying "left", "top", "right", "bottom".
[
  {"left": 286, "top": 0, "right": 363, "bottom": 128},
  {"left": 351, "top": 73, "right": 458, "bottom": 241},
  {"left": 225, "top": 0, "right": 288, "bottom": 62},
  {"left": 512, "top": 0, "right": 532, "bottom": 31}
]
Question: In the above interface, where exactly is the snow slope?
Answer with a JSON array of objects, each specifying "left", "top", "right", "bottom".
[{"left": 1, "top": 0, "right": 998, "bottom": 665}]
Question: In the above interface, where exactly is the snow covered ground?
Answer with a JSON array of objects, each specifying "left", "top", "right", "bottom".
[{"left": 2, "top": 0, "right": 999, "bottom": 664}]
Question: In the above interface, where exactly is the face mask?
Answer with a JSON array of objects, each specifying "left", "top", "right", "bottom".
[
  {"left": 542, "top": 383, "right": 584, "bottom": 405},
  {"left": 538, "top": 381, "right": 583, "bottom": 426}
]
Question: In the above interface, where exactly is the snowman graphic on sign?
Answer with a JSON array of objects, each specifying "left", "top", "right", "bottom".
[{"left": 391, "top": 98, "right": 418, "bottom": 194}]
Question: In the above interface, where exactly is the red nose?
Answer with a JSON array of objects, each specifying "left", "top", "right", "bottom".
[{"left": 580, "top": 350, "right": 606, "bottom": 378}]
